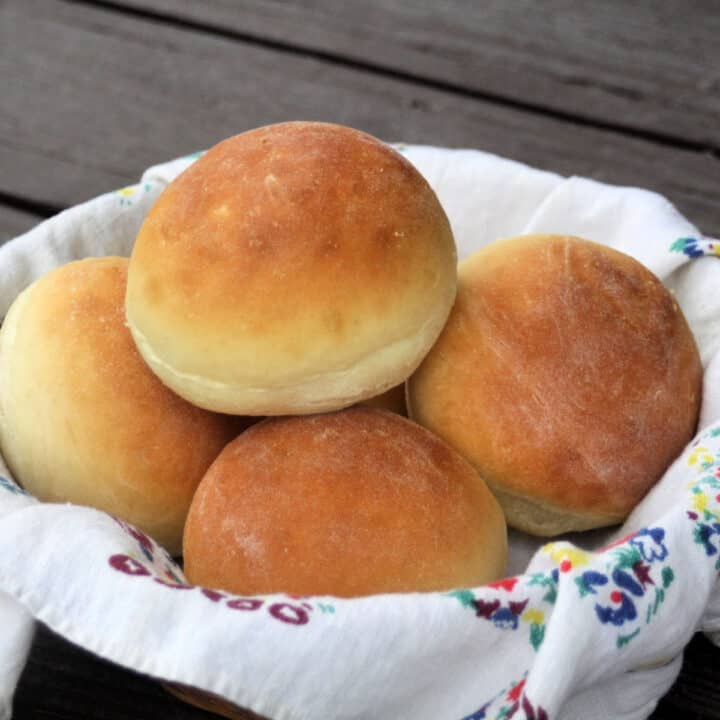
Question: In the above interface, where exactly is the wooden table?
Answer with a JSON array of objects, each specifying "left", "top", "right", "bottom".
[{"left": 2, "top": 2, "right": 719, "bottom": 718}]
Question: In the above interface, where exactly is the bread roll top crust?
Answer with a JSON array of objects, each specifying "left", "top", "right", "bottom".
[
  {"left": 408, "top": 235, "right": 702, "bottom": 534},
  {"left": 127, "top": 122, "right": 457, "bottom": 393},
  {"left": 0, "top": 257, "right": 235, "bottom": 555},
  {"left": 184, "top": 407, "right": 507, "bottom": 597}
]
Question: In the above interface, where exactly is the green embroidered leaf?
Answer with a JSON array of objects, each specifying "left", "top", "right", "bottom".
[
  {"left": 613, "top": 545, "right": 642, "bottom": 569},
  {"left": 653, "top": 588, "right": 664, "bottom": 616},
  {"left": 662, "top": 567, "right": 674, "bottom": 589},
  {"left": 710, "top": 427, "right": 720, "bottom": 438},
  {"left": 617, "top": 628, "right": 641, "bottom": 648},
  {"left": 530, "top": 623, "right": 545, "bottom": 651},
  {"left": 527, "top": 573, "right": 557, "bottom": 604},
  {"left": 574, "top": 576, "right": 593, "bottom": 598},
  {"left": 527, "top": 573, "right": 547, "bottom": 586},
  {"left": 447, "top": 589, "right": 476, "bottom": 608},
  {"left": 670, "top": 238, "right": 689, "bottom": 252}
]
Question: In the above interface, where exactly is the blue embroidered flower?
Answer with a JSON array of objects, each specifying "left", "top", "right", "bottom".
[
  {"left": 694, "top": 522, "right": 720, "bottom": 557},
  {"left": 630, "top": 527, "right": 668, "bottom": 562},
  {"left": 612, "top": 568, "right": 644, "bottom": 597},
  {"left": 596, "top": 592, "right": 638, "bottom": 626},
  {"left": 575, "top": 570, "right": 608, "bottom": 597},
  {"left": 670, "top": 237, "right": 718, "bottom": 258},
  {"left": 462, "top": 702, "right": 491, "bottom": 719},
  {"left": 473, "top": 598, "right": 529, "bottom": 631}
]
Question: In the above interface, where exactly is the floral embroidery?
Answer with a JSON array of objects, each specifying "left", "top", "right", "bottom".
[
  {"left": 448, "top": 571, "right": 558, "bottom": 653},
  {"left": 114, "top": 182, "right": 154, "bottom": 207},
  {"left": 462, "top": 674, "right": 548, "bottom": 720},
  {"left": 544, "top": 544, "right": 590, "bottom": 573},
  {"left": 107, "top": 553, "right": 331, "bottom": 626},
  {"left": 670, "top": 237, "right": 720, "bottom": 258},
  {"left": 685, "top": 434, "right": 720, "bottom": 572},
  {"left": 568, "top": 528, "right": 674, "bottom": 647},
  {"left": 106, "top": 516, "right": 337, "bottom": 626},
  {"left": 109, "top": 515, "right": 185, "bottom": 585}
]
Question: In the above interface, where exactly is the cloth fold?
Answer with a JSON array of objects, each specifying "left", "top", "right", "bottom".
[{"left": 0, "top": 145, "right": 718, "bottom": 720}]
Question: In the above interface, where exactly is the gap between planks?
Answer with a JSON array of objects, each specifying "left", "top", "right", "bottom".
[{"left": 65, "top": 0, "right": 720, "bottom": 157}]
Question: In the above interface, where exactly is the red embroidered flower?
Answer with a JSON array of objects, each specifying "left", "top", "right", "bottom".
[
  {"left": 507, "top": 678, "right": 526, "bottom": 702},
  {"left": 487, "top": 577, "right": 519, "bottom": 592}
]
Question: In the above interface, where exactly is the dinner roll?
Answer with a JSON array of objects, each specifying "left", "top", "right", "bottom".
[
  {"left": 407, "top": 235, "right": 702, "bottom": 536},
  {"left": 126, "top": 122, "right": 457, "bottom": 415},
  {"left": 0, "top": 258, "right": 236, "bottom": 555},
  {"left": 183, "top": 407, "right": 507, "bottom": 597}
]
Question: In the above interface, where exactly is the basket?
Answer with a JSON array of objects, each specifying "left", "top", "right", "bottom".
[{"left": 1, "top": 144, "right": 719, "bottom": 720}]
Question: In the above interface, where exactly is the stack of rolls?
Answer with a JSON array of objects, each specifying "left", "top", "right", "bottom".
[
  {"left": 0, "top": 121, "right": 703, "bottom": 607},
  {"left": 0, "top": 122, "right": 507, "bottom": 594}
]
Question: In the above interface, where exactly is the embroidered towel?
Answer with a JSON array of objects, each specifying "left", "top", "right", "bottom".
[{"left": 0, "top": 145, "right": 719, "bottom": 720}]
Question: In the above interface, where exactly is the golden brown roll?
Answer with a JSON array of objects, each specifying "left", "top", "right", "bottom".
[
  {"left": 0, "top": 257, "right": 237, "bottom": 555},
  {"left": 183, "top": 407, "right": 507, "bottom": 597},
  {"left": 126, "top": 122, "right": 457, "bottom": 415},
  {"left": 407, "top": 234, "right": 702, "bottom": 536}
]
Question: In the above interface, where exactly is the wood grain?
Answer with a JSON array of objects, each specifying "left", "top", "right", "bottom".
[
  {"left": 0, "top": 0, "right": 717, "bottom": 235},
  {"left": 100, "top": 0, "right": 720, "bottom": 148}
]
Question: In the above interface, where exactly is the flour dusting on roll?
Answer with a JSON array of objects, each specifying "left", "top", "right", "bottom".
[
  {"left": 126, "top": 122, "right": 457, "bottom": 415},
  {"left": 183, "top": 407, "right": 507, "bottom": 597},
  {"left": 408, "top": 234, "right": 702, "bottom": 536}
]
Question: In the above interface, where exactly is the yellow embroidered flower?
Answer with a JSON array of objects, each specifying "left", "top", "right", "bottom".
[
  {"left": 116, "top": 185, "right": 137, "bottom": 197},
  {"left": 522, "top": 609, "right": 544, "bottom": 625},
  {"left": 689, "top": 446, "right": 713, "bottom": 468},
  {"left": 544, "top": 543, "right": 590, "bottom": 569},
  {"left": 693, "top": 492, "right": 708, "bottom": 514}
]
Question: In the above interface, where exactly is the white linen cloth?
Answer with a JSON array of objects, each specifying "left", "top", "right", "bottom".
[{"left": 0, "top": 145, "right": 718, "bottom": 720}]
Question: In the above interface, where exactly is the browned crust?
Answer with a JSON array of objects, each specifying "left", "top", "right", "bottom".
[
  {"left": 408, "top": 235, "right": 702, "bottom": 534},
  {"left": 0, "top": 258, "right": 237, "bottom": 554},
  {"left": 126, "top": 122, "right": 456, "bottom": 394},
  {"left": 183, "top": 407, "right": 507, "bottom": 597}
]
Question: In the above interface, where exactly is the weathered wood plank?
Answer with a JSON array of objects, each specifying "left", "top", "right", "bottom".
[
  {"left": 108, "top": 0, "right": 720, "bottom": 148},
  {"left": 0, "top": 204, "right": 45, "bottom": 245},
  {"left": 1, "top": 1, "right": 718, "bottom": 234}
]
